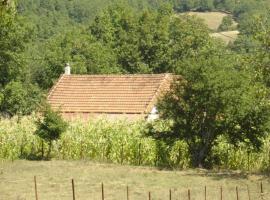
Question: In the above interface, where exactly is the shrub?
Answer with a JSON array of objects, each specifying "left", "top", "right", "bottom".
[
  {"left": 35, "top": 106, "right": 68, "bottom": 159},
  {"left": 218, "top": 15, "right": 234, "bottom": 31}
]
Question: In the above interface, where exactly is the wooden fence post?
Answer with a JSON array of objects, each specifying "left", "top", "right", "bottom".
[
  {"left": 220, "top": 186, "right": 223, "bottom": 200},
  {"left": 148, "top": 191, "right": 151, "bottom": 200},
  {"left": 102, "top": 182, "right": 104, "bottom": 200},
  {"left": 260, "top": 182, "right": 263, "bottom": 194},
  {"left": 169, "top": 189, "right": 172, "bottom": 200},
  {"left": 236, "top": 186, "right": 239, "bottom": 200},
  {"left": 247, "top": 185, "right": 251, "bottom": 200},
  {"left": 188, "top": 189, "right": 191, "bottom": 200},
  {"left": 204, "top": 186, "right": 206, "bottom": 200},
  {"left": 127, "top": 186, "right": 129, "bottom": 200},
  {"left": 72, "top": 179, "right": 75, "bottom": 200},
  {"left": 34, "top": 176, "right": 38, "bottom": 200}
]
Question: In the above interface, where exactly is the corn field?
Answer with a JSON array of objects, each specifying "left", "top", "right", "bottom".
[{"left": 1, "top": 115, "right": 270, "bottom": 171}]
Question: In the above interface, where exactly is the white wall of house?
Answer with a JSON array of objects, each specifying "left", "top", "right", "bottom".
[{"left": 147, "top": 106, "right": 159, "bottom": 121}]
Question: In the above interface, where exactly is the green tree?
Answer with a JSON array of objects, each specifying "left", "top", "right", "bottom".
[
  {"left": 234, "top": 11, "right": 270, "bottom": 87},
  {"left": 197, "top": 0, "right": 214, "bottom": 11},
  {"left": 0, "top": 81, "right": 42, "bottom": 117},
  {"left": 33, "top": 29, "right": 120, "bottom": 89},
  {"left": 0, "top": 6, "right": 29, "bottom": 87},
  {"left": 218, "top": 15, "right": 233, "bottom": 31},
  {"left": 35, "top": 105, "right": 67, "bottom": 159},
  {"left": 151, "top": 56, "right": 270, "bottom": 168},
  {"left": 91, "top": 4, "right": 212, "bottom": 73}
]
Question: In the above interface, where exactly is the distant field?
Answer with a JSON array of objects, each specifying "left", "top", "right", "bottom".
[
  {"left": 178, "top": 11, "right": 239, "bottom": 44},
  {"left": 184, "top": 11, "right": 231, "bottom": 31},
  {"left": 0, "top": 160, "right": 269, "bottom": 200},
  {"left": 210, "top": 30, "right": 240, "bottom": 44}
]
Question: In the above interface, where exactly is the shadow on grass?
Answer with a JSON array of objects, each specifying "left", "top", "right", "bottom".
[
  {"left": 180, "top": 168, "right": 270, "bottom": 181},
  {"left": 19, "top": 152, "right": 50, "bottom": 161}
]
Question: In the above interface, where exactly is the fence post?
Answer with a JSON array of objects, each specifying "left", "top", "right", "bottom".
[
  {"left": 148, "top": 191, "right": 151, "bottom": 200},
  {"left": 247, "top": 185, "right": 251, "bottom": 200},
  {"left": 127, "top": 186, "right": 129, "bottom": 200},
  {"left": 72, "top": 179, "right": 75, "bottom": 200},
  {"left": 204, "top": 186, "right": 207, "bottom": 200},
  {"left": 34, "top": 176, "right": 38, "bottom": 200},
  {"left": 169, "top": 189, "right": 172, "bottom": 200},
  {"left": 220, "top": 186, "right": 223, "bottom": 200},
  {"left": 260, "top": 182, "right": 263, "bottom": 194},
  {"left": 102, "top": 182, "right": 104, "bottom": 200},
  {"left": 188, "top": 189, "right": 191, "bottom": 200},
  {"left": 236, "top": 186, "right": 239, "bottom": 200}
]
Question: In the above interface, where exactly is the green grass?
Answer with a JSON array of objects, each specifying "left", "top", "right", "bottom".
[{"left": 0, "top": 160, "right": 269, "bottom": 200}]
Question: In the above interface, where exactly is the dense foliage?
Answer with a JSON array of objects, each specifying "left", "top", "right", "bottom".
[
  {"left": 35, "top": 106, "right": 68, "bottom": 159},
  {"left": 1, "top": 0, "right": 270, "bottom": 169},
  {"left": 152, "top": 61, "right": 270, "bottom": 167},
  {"left": 1, "top": 116, "right": 270, "bottom": 172}
]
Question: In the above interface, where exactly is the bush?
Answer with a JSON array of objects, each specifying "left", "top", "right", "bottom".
[
  {"left": 0, "top": 81, "right": 42, "bottom": 117},
  {"left": 35, "top": 106, "right": 68, "bottom": 159},
  {"left": 218, "top": 15, "right": 234, "bottom": 31}
]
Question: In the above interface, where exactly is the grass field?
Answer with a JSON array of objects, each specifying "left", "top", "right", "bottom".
[
  {"left": 1, "top": 160, "right": 270, "bottom": 200},
  {"left": 210, "top": 30, "right": 239, "bottom": 44},
  {"left": 184, "top": 12, "right": 234, "bottom": 31},
  {"left": 178, "top": 11, "right": 239, "bottom": 44}
]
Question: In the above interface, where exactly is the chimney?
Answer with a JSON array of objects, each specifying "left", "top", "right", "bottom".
[{"left": 64, "top": 63, "right": 71, "bottom": 75}]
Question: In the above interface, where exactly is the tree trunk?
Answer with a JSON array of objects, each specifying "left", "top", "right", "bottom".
[
  {"left": 190, "top": 143, "right": 212, "bottom": 168},
  {"left": 46, "top": 141, "right": 52, "bottom": 160}
]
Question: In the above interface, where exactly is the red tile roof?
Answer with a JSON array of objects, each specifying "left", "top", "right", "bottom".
[{"left": 48, "top": 74, "right": 173, "bottom": 114}]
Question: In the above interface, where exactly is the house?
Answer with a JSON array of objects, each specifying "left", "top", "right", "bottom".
[{"left": 48, "top": 65, "right": 175, "bottom": 121}]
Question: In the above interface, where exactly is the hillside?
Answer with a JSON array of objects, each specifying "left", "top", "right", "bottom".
[
  {"left": 178, "top": 11, "right": 239, "bottom": 44},
  {"left": 185, "top": 11, "right": 230, "bottom": 31}
]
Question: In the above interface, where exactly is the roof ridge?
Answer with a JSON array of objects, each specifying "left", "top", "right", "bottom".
[
  {"left": 144, "top": 74, "right": 172, "bottom": 114},
  {"left": 47, "top": 74, "right": 65, "bottom": 100}
]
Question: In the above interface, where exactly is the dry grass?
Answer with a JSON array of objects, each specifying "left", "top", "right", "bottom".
[
  {"left": 184, "top": 11, "right": 229, "bottom": 30},
  {"left": 210, "top": 30, "right": 240, "bottom": 44},
  {"left": 177, "top": 11, "right": 239, "bottom": 44},
  {"left": 1, "top": 160, "right": 270, "bottom": 200}
]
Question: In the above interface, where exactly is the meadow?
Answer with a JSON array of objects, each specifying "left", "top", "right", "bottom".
[
  {"left": 178, "top": 11, "right": 239, "bottom": 44},
  {"left": 1, "top": 160, "right": 270, "bottom": 200},
  {"left": 210, "top": 30, "right": 239, "bottom": 44},
  {"left": 184, "top": 11, "right": 229, "bottom": 31}
]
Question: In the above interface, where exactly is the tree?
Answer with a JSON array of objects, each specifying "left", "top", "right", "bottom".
[
  {"left": 234, "top": 11, "right": 270, "bottom": 87},
  {"left": 0, "top": 2, "right": 30, "bottom": 87},
  {"left": 90, "top": 4, "right": 212, "bottom": 74},
  {"left": 218, "top": 15, "right": 233, "bottom": 31},
  {"left": 32, "top": 29, "right": 120, "bottom": 89},
  {"left": 0, "top": 81, "right": 42, "bottom": 117},
  {"left": 150, "top": 55, "right": 270, "bottom": 168},
  {"left": 198, "top": 0, "right": 214, "bottom": 11},
  {"left": 35, "top": 105, "right": 68, "bottom": 159}
]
